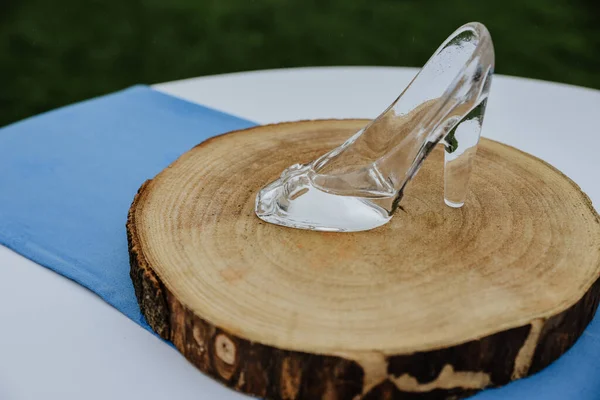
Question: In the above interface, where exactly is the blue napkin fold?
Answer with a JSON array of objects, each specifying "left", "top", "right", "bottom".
[{"left": 0, "top": 85, "right": 597, "bottom": 399}]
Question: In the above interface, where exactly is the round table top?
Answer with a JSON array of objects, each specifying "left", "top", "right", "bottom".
[{"left": 1, "top": 67, "right": 599, "bottom": 400}]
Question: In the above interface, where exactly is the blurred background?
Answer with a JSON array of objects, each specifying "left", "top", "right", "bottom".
[{"left": 1, "top": 0, "right": 598, "bottom": 127}]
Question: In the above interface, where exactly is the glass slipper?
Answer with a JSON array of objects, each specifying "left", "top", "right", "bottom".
[{"left": 256, "top": 22, "right": 494, "bottom": 232}]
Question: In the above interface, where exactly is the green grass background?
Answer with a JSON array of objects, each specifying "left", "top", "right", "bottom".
[{"left": 1, "top": 0, "right": 598, "bottom": 127}]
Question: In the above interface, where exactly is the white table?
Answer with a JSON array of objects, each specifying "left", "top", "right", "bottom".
[{"left": 1, "top": 67, "right": 599, "bottom": 399}]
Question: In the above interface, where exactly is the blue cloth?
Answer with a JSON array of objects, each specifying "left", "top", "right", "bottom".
[
  {"left": 0, "top": 85, "right": 597, "bottom": 399},
  {"left": 0, "top": 86, "right": 256, "bottom": 329}
]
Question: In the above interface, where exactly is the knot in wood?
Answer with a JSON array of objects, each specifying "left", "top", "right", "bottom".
[{"left": 215, "top": 333, "right": 236, "bottom": 365}]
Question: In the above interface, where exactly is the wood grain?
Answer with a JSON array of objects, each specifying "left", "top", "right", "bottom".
[{"left": 127, "top": 120, "right": 600, "bottom": 399}]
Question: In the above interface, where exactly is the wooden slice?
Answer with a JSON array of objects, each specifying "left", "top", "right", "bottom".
[{"left": 127, "top": 120, "right": 600, "bottom": 400}]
